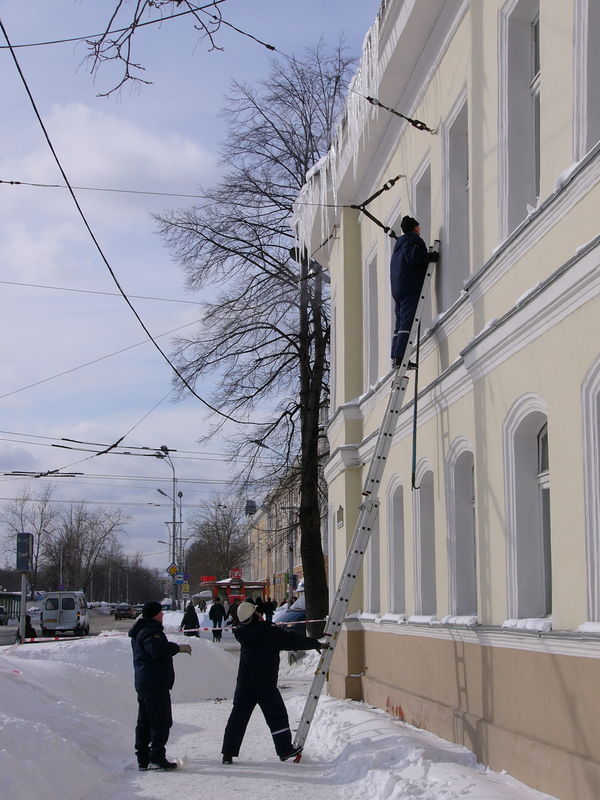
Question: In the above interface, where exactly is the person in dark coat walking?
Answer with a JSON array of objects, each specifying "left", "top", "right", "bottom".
[
  {"left": 221, "top": 601, "right": 326, "bottom": 764},
  {"left": 180, "top": 602, "right": 200, "bottom": 637},
  {"left": 129, "top": 601, "right": 192, "bottom": 770},
  {"left": 390, "top": 215, "right": 439, "bottom": 368},
  {"left": 227, "top": 599, "right": 240, "bottom": 626},
  {"left": 209, "top": 598, "right": 226, "bottom": 642}
]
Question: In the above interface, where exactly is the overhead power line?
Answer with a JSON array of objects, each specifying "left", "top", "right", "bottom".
[
  {"left": 0, "top": 18, "right": 259, "bottom": 427},
  {"left": 0, "top": 277, "right": 202, "bottom": 305}
]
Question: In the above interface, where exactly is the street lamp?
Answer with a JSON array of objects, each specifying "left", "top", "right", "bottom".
[{"left": 154, "top": 445, "right": 177, "bottom": 611}]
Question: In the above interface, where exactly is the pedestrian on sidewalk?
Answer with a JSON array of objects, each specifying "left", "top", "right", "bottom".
[
  {"left": 129, "top": 601, "right": 192, "bottom": 771},
  {"left": 209, "top": 597, "right": 226, "bottom": 642},
  {"left": 221, "top": 600, "right": 326, "bottom": 765},
  {"left": 180, "top": 602, "right": 200, "bottom": 637}
]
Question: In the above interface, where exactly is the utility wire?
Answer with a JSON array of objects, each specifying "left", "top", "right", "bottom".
[
  {"left": 0, "top": 178, "right": 214, "bottom": 200},
  {"left": 0, "top": 317, "right": 203, "bottom": 401},
  {"left": 0, "top": 2, "right": 227, "bottom": 50},
  {"left": 0, "top": 278, "right": 201, "bottom": 305},
  {"left": 0, "top": 5, "right": 433, "bottom": 133},
  {"left": 0, "top": 18, "right": 258, "bottom": 427}
]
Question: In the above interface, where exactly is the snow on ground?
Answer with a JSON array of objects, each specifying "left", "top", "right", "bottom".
[{"left": 0, "top": 634, "right": 557, "bottom": 800}]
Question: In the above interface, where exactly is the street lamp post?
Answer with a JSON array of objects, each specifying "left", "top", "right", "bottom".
[{"left": 155, "top": 445, "right": 177, "bottom": 611}]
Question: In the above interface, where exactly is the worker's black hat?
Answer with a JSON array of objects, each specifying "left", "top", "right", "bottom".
[{"left": 400, "top": 215, "right": 419, "bottom": 233}]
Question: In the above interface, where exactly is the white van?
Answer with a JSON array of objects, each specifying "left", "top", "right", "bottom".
[{"left": 40, "top": 591, "right": 90, "bottom": 636}]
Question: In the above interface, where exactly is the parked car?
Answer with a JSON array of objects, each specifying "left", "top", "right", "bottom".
[
  {"left": 272, "top": 594, "right": 306, "bottom": 629},
  {"left": 0, "top": 605, "right": 9, "bottom": 625},
  {"left": 132, "top": 604, "right": 144, "bottom": 616},
  {"left": 114, "top": 603, "right": 135, "bottom": 620},
  {"left": 40, "top": 591, "right": 90, "bottom": 636}
]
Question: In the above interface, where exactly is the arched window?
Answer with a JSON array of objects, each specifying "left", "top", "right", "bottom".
[
  {"left": 503, "top": 395, "right": 551, "bottom": 619},
  {"left": 414, "top": 465, "right": 437, "bottom": 616},
  {"left": 365, "top": 516, "right": 380, "bottom": 614},
  {"left": 388, "top": 483, "right": 405, "bottom": 613},
  {"left": 447, "top": 441, "right": 477, "bottom": 616}
]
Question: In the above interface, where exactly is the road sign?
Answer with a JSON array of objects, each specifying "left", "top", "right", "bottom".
[
  {"left": 182, "top": 582, "right": 190, "bottom": 593},
  {"left": 175, "top": 573, "right": 184, "bottom": 584},
  {"left": 166, "top": 562, "right": 178, "bottom": 576},
  {"left": 230, "top": 567, "right": 242, "bottom": 579}
]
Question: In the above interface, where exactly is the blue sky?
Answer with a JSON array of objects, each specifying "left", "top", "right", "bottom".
[{"left": 0, "top": 0, "right": 379, "bottom": 573}]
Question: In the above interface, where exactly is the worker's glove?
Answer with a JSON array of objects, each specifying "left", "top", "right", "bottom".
[
  {"left": 428, "top": 249, "right": 440, "bottom": 263},
  {"left": 178, "top": 643, "right": 192, "bottom": 655},
  {"left": 315, "top": 641, "right": 330, "bottom": 654}
]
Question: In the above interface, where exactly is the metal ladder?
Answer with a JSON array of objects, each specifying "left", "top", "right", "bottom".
[{"left": 293, "top": 241, "right": 439, "bottom": 756}]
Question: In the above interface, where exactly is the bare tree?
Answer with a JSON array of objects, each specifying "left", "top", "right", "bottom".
[
  {"left": 156, "top": 43, "right": 353, "bottom": 633},
  {"left": 86, "top": 0, "right": 227, "bottom": 96},
  {"left": 44, "top": 505, "right": 129, "bottom": 592},
  {"left": 186, "top": 496, "right": 250, "bottom": 581},
  {"left": 0, "top": 484, "right": 60, "bottom": 598}
]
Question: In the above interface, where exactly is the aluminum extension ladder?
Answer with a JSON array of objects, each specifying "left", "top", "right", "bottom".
[{"left": 293, "top": 240, "right": 439, "bottom": 756}]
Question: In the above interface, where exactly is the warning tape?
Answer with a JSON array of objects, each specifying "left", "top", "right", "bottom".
[{"left": 17, "top": 616, "right": 328, "bottom": 644}]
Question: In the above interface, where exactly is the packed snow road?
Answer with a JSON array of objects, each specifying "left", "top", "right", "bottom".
[{"left": 0, "top": 613, "right": 556, "bottom": 800}]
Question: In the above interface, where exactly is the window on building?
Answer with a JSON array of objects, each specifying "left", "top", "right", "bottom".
[
  {"left": 452, "top": 451, "right": 477, "bottom": 616},
  {"left": 582, "top": 358, "right": 600, "bottom": 620},
  {"left": 328, "top": 507, "right": 337, "bottom": 604},
  {"left": 414, "top": 163, "right": 433, "bottom": 329},
  {"left": 537, "top": 423, "right": 552, "bottom": 615},
  {"left": 575, "top": 0, "right": 600, "bottom": 158},
  {"left": 366, "top": 516, "right": 380, "bottom": 614},
  {"left": 415, "top": 470, "right": 437, "bottom": 616},
  {"left": 365, "top": 254, "right": 379, "bottom": 388},
  {"left": 500, "top": 0, "right": 541, "bottom": 235},
  {"left": 442, "top": 99, "right": 470, "bottom": 312},
  {"left": 504, "top": 399, "right": 550, "bottom": 619},
  {"left": 389, "top": 484, "right": 405, "bottom": 613}
]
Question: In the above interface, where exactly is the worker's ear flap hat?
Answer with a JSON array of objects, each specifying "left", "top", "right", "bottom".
[
  {"left": 237, "top": 602, "right": 257, "bottom": 624},
  {"left": 400, "top": 215, "right": 419, "bottom": 233}
]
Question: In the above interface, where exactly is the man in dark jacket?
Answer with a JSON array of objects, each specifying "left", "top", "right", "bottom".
[
  {"left": 180, "top": 602, "right": 199, "bottom": 637},
  {"left": 209, "top": 598, "right": 226, "bottom": 642},
  {"left": 390, "top": 215, "right": 439, "bottom": 368},
  {"left": 129, "top": 601, "right": 191, "bottom": 770},
  {"left": 221, "top": 601, "right": 326, "bottom": 764}
]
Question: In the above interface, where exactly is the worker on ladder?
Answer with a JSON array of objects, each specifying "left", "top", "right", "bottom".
[{"left": 390, "top": 215, "right": 439, "bottom": 368}]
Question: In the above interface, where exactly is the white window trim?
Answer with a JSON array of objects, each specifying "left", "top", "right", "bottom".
[
  {"left": 412, "top": 459, "right": 436, "bottom": 617},
  {"left": 386, "top": 476, "right": 405, "bottom": 614},
  {"left": 445, "top": 436, "right": 476, "bottom": 616},
  {"left": 573, "top": 0, "right": 589, "bottom": 161},
  {"left": 362, "top": 245, "right": 378, "bottom": 392},
  {"left": 582, "top": 356, "right": 600, "bottom": 620},
  {"left": 498, "top": 0, "right": 522, "bottom": 241},
  {"left": 502, "top": 392, "right": 548, "bottom": 619},
  {"left": 442, "top": 86, "right": 469, "bottom": 253}
]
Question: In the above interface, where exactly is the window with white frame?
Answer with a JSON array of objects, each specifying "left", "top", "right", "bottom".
[
  {"left": 574, "top": 0, "right": 600, "bottom": 159},
  {"left": 450, "top": 449, "right": 477, "bottom": 616},
  {"left": 442, "top": 97, "right": 470, "bottom": 313},
  {"left": 499, "top": 0, "right": 541, "bottom": 236},
  {"left": 365, "top": 516, "right": 380, "bottom": 613},
  {"left": 415, "top": 469, "right": 437, "bottom": 616},
  {"left": 413, "top": 161, "right": 433, "bottom": 329},
  {"left": 537, "top": 423, "right": 552, "bottom": 615},
  {"left": 389, "top": 484, "right": 405, "bottom": 613},
  {"left": 364, "top": 254, "right": 379, "bottom": 389},
  {"left": 328, "top": 506, "right": 337, "bottom": 604},
  {"left": 503, "top": 397, "right": 551, "bottom": 619}
]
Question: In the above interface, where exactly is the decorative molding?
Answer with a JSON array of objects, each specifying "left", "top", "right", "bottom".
[
  {"left": 463, "top": 238, "right": 600, "bottom": 382},
  {"left": 412, "top": 459, "right": 434, "bottom": 616},
  {"left": 344, "top": 617, "right": 600, "bottom": 660},
  {"left": 497, "top": 0, "right": 519, "bottom": 240},
  {"left": 467, "top": 144, "right": 600, "bottom": 305},
  {"left": 502, "top": 393, "right": 548, "bottom": 619},
  {"left": 582, "top": 355, "right": 600, "bottom": 621}
]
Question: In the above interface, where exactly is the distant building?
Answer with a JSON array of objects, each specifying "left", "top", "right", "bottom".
[{"left": 295, "top": 1, "right": 600, "bottom": 797}]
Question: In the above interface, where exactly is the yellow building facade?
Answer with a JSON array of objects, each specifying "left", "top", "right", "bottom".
[{"left": 295, "top": 1, "right": 600, "bottom": 797}]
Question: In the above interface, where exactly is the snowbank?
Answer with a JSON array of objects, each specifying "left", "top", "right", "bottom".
[{"left": 0, "top": 633, "right": 238, "bottom": 800}]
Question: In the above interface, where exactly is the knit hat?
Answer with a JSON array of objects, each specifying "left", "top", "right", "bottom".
[
  {"left": 237, "top": 601, "right": 257, "bottom": 624},
  {"left": 142, "top": 601, "right": 163, "bottom": 619},
  {"left": 400, "top": 215, "right": 419, "bottom": 233}
]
